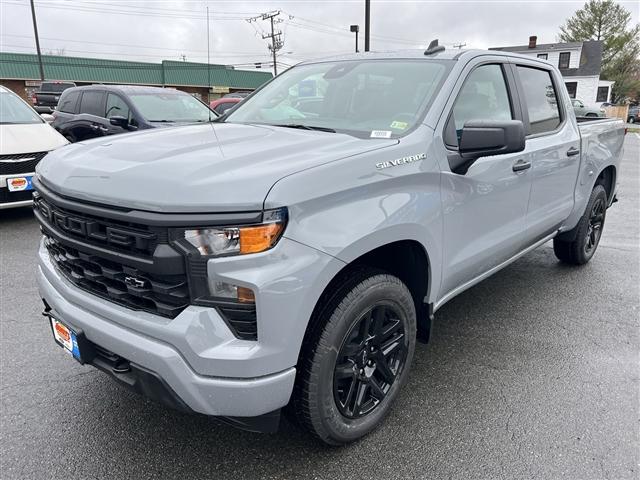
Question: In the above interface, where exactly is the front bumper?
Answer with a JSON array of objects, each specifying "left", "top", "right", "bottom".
[{"left": 37, "top": 235, "right": 342, "bottom": 418}]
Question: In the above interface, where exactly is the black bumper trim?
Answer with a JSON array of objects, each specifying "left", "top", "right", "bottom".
[{"left": 42, "top": 302, "right": 281, "bottom": 433}]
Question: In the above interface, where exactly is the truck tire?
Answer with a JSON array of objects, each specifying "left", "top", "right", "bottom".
[
  {"left": 553, "top": 184, "right": 607, "bottom": 265},
  {"left": 291, "top": 268, "right": 416, "bottom": 445}
]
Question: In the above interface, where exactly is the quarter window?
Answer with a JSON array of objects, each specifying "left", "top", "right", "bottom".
[
  {"left": 445, "top": 64, "right": 513, "bottom": 146},
  {"left": 58, "top": 90, "right": 80, "bottom": 113},
  {"left": 517, "top": 66, "right": 561, "bottom": 135},
  {"left": 558, "top": 52, "right": 571, "bottom": 69}
]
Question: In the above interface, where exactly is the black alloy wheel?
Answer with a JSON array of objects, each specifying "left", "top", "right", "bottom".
[
  {"left": 290, "top": 269, "right": 416, "bottom": 445},
  {"left": 553, "top": 184, "right": 607, "bottom": 265},
  {"left": 333, "top": 303, "right": 408, "bottom": 419},
  {"left": 584, "top": 196, "right": 605, "bottom": 255}
]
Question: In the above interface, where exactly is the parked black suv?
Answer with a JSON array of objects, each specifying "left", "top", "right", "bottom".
[
  {"left": 52, "top": 85, "right": 216, "bottom": 142},
  {"left": 628, "top": 106, "right": 639, "bottom": 124}
]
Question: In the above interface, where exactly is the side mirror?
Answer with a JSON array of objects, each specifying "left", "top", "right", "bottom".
[
  {"left": 450, "top": 120, "right": 525, "bottom": 174},
  {"left": 109, "top": 115, "right": 130, "bottom": 129},
  {"left": 40, "top": 113, "right": 54, "bottom": 124}
]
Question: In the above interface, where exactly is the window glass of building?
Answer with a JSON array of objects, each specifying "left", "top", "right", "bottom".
[{"left": 558, "top": 52, "right": 571, "bottom": 69}]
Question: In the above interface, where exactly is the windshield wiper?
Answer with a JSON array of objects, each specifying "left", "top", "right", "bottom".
[{"left": 271, "top": 124, "right": 336, "bottom": 133}]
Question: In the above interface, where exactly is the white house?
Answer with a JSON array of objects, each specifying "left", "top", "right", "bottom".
[{"left": 491, "top": 36, "right": 613, "bottom": 106}]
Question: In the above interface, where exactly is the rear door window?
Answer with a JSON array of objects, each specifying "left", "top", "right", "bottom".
[
  {"left": 79, "top": 91, "right": 106, "bottom": 117},
  {"left": 58, "top": 90, "right": 80, "bottom": 113},
  {"left": 516, "top": 66, "right": 562, "bottom": 135}
]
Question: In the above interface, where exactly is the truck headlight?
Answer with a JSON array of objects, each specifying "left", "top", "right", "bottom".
[
  {"left": 183, "top": 208, "right": 287, "bottom": 257},
  {"left": 171, "top": 208, "right": 287, "bottom": 341}
]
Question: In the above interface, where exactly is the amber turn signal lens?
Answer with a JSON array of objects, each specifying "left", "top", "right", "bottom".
[
  {"left": 239, "top": 222, "right": 285, "bottom": 254},
  {"left": 237, "top": 286, "right": 256, "bottom": 303}
]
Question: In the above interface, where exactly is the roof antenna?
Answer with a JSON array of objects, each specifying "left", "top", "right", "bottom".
[{"left": 424, "top": 39, "right": 445, "bottom": 55}]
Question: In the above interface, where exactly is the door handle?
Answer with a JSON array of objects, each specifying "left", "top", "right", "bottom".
[
  {"left": 566, "top": 147, "right": 580, "bottom": 157},
  {"left": 512, "top": 159, "right": 531, "bottom": 172}
]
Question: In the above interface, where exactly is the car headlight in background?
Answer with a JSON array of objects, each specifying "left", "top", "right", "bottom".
[{"left": 183, "top": 208, "right": 286, "bottom": 257}]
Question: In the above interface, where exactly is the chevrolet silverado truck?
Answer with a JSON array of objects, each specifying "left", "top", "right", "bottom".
[{"left": 34, "top": 46, "right": 625, "bottom": 445}]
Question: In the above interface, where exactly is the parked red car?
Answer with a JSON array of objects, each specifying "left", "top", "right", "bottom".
[{"left": 209, "top": 97, "right": 242, "bottom": 115}]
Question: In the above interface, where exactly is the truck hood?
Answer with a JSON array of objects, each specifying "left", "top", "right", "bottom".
[{"left": 37, "top": 123, "right": 396, "bottom": 212}]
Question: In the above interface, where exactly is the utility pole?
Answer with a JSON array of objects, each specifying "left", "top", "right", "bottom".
[
  {"left": 453, "top": 42, "right": 467, "bottom": 49},
  {"left": 29, "top": 0, "right": 45, "bottom": 81},
  {"left": 350, "top": 25, "right": 359, "bottom": 53},
  {"left": 206, "top": 6, "right": 211, "bottom": 102},
  {"left": 364, "top": 0, "right": 370, "bottom": 52},
  {"left": 247, "top": 11, "right": 283, "bottom": 76}
]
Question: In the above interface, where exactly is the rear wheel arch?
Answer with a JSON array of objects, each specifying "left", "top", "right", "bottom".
[{"left": 595, "top": 165, "right": 616, "bottom": 204}]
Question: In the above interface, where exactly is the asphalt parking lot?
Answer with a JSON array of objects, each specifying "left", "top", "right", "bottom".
[{"left": 1, "top": 134, "right": 638, "bottom": 480}]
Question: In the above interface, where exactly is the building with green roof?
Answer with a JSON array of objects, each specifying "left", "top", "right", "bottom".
[{"left": 0, "top": 52, "right": 273, "bottom": 102}]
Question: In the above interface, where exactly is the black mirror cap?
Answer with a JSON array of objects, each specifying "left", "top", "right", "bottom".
[
  {"left": 450, "top": 120, "right": 525, "bottom": 174},
  {"left": 109, "top": 115, "right": 129, "bottom": 128},
  {"left": 459, "top": 119, "right": 525, "bottom": 158}
]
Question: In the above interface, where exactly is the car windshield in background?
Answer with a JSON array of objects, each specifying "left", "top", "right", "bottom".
[
  {"left": 128, "top": 93, "right": 214, "bottom": 123},
  {"left": 0, "top": 91, "right": 43, "bottom": 124},
  {"left": 224, "top": 59, "right": 452, "bottom": 137}
]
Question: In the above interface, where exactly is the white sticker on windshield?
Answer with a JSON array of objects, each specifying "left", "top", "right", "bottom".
[{"left": 370, "top": 130, "right": 392, "bottom": 139}]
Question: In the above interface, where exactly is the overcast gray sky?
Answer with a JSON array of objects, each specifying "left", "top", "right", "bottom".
[{"left": 1, "top": 0, "right": 638, "bottom": 72}]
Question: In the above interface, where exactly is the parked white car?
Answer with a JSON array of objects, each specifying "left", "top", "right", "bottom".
[{"left": 0, "top": 85, "right": 68, "bottom": 209}]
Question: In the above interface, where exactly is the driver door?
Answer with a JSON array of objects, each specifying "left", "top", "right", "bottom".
[{"left": 437, "top": 61, "right": 532, "bottom": 301}]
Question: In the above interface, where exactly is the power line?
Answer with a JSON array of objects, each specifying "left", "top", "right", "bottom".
[
  {"left": 2, "top": 1, "right": 255, "bottom": 20},
  {"left": 247, "top": 11, "right": 284, "bottom": 76},
  {"left": 0, "top": 34, "right": 277, "bottom": 56}
]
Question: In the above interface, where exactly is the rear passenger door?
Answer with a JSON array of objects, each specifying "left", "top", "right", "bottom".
[
  {"left": 512, "top": 62, "right": 581, "bottom": 241},
  {"left": 76, "top": 90, "right": 107, "bottom": 140}
]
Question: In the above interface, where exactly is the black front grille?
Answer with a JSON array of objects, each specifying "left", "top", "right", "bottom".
[
  {"left": 35, "top": 183, "right": 259, "bottom": 339},
  {"left": 44, "top": 235, "right": 189, "bottom": 317},
  {"left": 34, "top": 195, "right": 160, "bottom": 257},
  {"left": 0, "top": 152, "right": 48, "bottom": 175}
]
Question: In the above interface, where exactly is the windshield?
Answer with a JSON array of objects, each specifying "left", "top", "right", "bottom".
[
  {"left": 128, "top": 93, "right": 215, "bottom": 123},
  {"left": 0, "top": 91, "right": 43, "bottom": 124},
  {"left": 224, "top": 59, "right": 452, "bottom": 137}
]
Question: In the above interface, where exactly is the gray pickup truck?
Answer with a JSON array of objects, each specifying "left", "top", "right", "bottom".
[{"left": 34, "top": 47, "right": 625, "bottom": 445}]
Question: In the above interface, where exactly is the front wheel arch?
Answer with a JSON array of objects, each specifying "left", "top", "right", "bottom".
[{"left": 300, "top": 240, "right": 432, "bottom": 357}]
